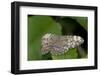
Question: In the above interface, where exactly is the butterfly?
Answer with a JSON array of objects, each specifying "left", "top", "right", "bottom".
[{"left": 41, "top": 33, "right": 84, "bottom": 55}]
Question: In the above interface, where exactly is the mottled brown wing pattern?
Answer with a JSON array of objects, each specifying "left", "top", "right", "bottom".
[{"left": 41, "top": 33, "right": 84, "bottom": 55}]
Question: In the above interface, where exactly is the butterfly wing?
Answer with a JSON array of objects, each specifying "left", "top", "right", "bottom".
[{"left": 41, "top": 34, "right": 84, "bottom": 55}]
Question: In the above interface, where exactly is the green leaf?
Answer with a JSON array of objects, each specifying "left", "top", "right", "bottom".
[
  {"left": 71, "top": 17, "right": 88, "bottom": 31},
  {"left": 28, "top": 16, "right": 61, "bottom": 60},
  {"left": 52, "top": 48, "right": 78, "bottom": 60},
  {"left": 42, "top": 52, "right": 52, "bottom": 60}
]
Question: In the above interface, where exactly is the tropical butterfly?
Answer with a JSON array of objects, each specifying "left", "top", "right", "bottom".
[{"left": 41, "top": 33, "right": 84, "bottom": 55}]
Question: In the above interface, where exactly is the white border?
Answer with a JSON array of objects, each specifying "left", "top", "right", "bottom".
[{"left": 20, "top": 6, "right": 95, "bottom": 70}]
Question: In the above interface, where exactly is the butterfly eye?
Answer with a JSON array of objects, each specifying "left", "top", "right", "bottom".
[{"left": 41, "top": 33, "right": 84, "bottom": 55}]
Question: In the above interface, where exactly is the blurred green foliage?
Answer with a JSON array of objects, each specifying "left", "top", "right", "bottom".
[
  {"left": 28, "top": 15, "right": 88, "bottom": 60},
  {"left": 71, "top": 17, "right": 88, "bottom": 30},
  {"left": 52, "top": 48, "right": 78, "bottom": 59}
]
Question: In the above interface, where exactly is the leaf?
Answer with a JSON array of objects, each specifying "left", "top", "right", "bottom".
[
  {"left": 77, "top": 47, "right": 87, "bottom": 58},
  {"left": 71, "top": 17, "right": 88, "bottom": 31},
  {"left": 28, "top": 16, "right": 61, "bottom": 60},
  {"left": 52, "top": 48, "right": 78, "bottom": 59},
  {"left": 42, "top": 52, "right": 52, "bottom": 60}
]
